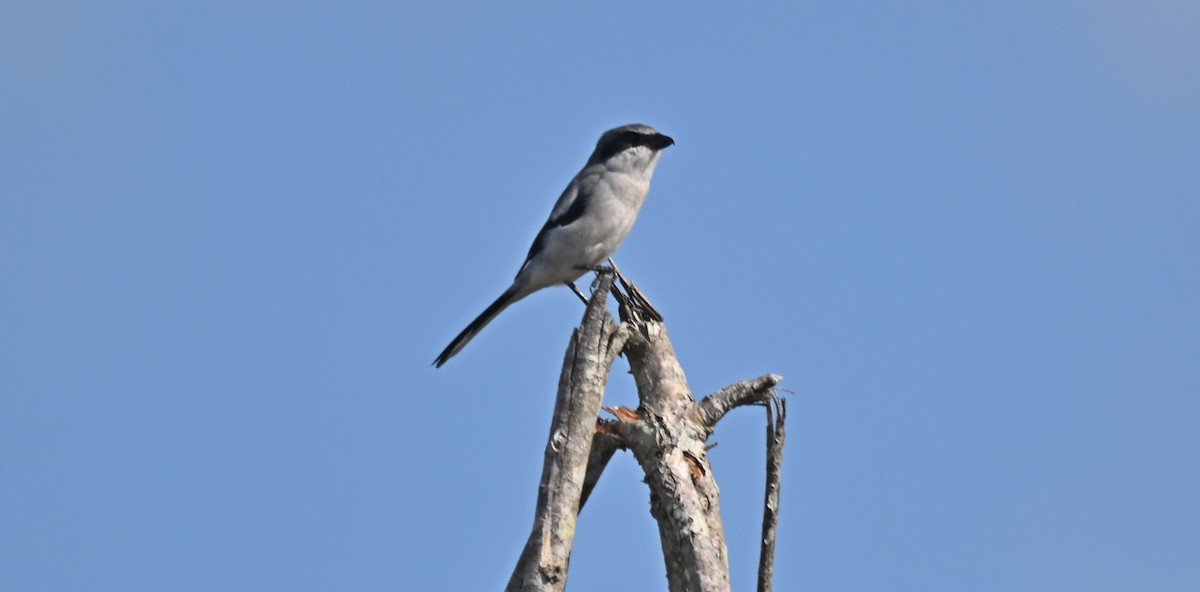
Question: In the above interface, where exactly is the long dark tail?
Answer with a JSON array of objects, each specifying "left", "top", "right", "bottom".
[{"left": 433, "top": 285, "right": 521, "bottom": 367}]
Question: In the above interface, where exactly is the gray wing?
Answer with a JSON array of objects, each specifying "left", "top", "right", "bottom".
[{"left": 517, "top": 173, "right": 596, "bottom": 274}]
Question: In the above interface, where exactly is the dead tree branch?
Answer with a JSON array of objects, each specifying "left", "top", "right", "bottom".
[
  {"left": 579, "top": 421, "right": 625, "bottom": 509},
  {"left": 609, "top": 315, "right": 735, "bottom": 592},
  {"left": 504, "top": 274, "right": 786, "bottom": 592},
  {"left": 696, "top": 374, "right": 784, "bottom": 431},
  {"left": 506, "top": 273, "right": 625, "bottom": 592},
  {"left": 757, "top": 396, "right": 786, "bottom": 592}
]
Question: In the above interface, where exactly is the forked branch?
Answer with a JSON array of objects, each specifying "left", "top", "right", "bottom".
[{"left": 506, "top": 273, "right": 786, "bottom": 592}]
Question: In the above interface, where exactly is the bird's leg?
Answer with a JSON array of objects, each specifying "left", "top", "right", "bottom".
[
  {"left": 565, "top": 281, "right": 589, "bottom": 305},
  {"left": 605, "top": 257, "right": 628, "bottom": 303},
  {"left": 573, "top": 263, "right": 622, "bottom": 310}
]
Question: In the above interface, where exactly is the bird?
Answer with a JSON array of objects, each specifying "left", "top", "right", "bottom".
[{"left": 434, "top": 123, "right": 674, "bottom": 367}]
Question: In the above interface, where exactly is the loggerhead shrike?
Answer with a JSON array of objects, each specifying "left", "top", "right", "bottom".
[{"left": 434, "top": 124, "right": 674, "bottom": 367}]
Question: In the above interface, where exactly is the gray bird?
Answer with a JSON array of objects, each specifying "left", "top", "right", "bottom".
[{"left": 434, "top": 124, "right": 674, "bottom": 367}]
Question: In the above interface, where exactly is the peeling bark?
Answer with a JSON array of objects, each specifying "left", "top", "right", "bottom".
[{"left": 613, "top": 320, "right": 732, "bottom": 592}]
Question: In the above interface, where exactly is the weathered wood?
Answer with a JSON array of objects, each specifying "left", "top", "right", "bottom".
[
  {"left": 504, "top": 274, "right": 787, "bottom": 592},
  {"left": 505, "top": 274, "right": 625, "bottom": 592},
  {"left": 696, "top": 375, "right": 784, "bottom": 431},
  {"left": 757, "top": 397, "right": 786, "bottom": 592},
  {"left": 613, "top": 320, "right": 731, "bottom": 592},
  {"left": 580, "top": 421, "right": 625, "bottom": 510}
]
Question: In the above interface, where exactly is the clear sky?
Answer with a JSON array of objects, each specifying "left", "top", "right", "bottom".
[{"left": 3, "top": 1, "right": 1198, "bottom": 591}]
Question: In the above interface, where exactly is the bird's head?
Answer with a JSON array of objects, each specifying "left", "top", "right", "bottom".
[{"left": 586, "top": 124, "right": 674, "bottom": 169}]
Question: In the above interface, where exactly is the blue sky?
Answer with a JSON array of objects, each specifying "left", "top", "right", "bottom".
[{"left": 3, "top": 1, "right": 1198, "bottom": 590}]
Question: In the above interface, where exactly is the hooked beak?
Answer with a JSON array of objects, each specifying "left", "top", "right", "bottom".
[{"left": 650, "top": 133, "right": 675, "bottom": 150}]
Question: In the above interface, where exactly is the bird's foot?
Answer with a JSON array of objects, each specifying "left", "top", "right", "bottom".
[
  {"left": 569, "top": 260, "right": 663, "bottom": 322},
  {"left": 573, "top": 263, "right": 615, "bottom": 274}
]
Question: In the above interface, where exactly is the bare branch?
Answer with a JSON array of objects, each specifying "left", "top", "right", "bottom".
[
  {"left": 579, "top": 420, "right": 625, "bottom": 510},
  {"left": 603, "top": 323, "right": 632, "bottom": 368},
  {"left": 695, "top": 374, "right": 784, "bottom": 430},
  {"left": 506, "top": 274, "right": 621, "bottom": 592},
  {"left": 757, "top": 396, "right": 786, "bottom": 592},
  {"left": 506, "top": 273, "right": 787, "bottom": 592},
  {"left": 616, "top": 319, "right": 731, "bottom": 592}
]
